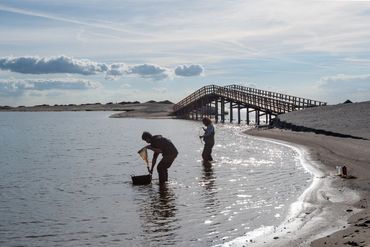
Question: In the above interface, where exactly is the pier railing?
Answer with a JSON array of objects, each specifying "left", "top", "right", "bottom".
[
  {"left": 224, "top": 84, "right": 326, "bottom": 109},
  {"left": 173, "top": 84, "right": 326, "bottom": 115}
]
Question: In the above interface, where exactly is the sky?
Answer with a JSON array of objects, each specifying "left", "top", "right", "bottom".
[{"left": 1, "top": 0, "right": 370, "bottom": 106}]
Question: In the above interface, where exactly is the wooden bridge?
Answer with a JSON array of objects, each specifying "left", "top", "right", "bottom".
[{"left": 173, "top": 84, "right": 326, "bottom": 125}]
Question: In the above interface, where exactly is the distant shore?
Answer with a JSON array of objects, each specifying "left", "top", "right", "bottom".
[
  {"left": 109, "top": 102, "right": 174, "bottom": 119},
  {"left": 0, "top": 101, "right": 175, "bottom": 118}
]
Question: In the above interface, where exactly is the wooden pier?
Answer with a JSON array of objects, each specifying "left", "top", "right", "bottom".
[{"left": 173, "top": 84, "right": 326, "bottom": 125}]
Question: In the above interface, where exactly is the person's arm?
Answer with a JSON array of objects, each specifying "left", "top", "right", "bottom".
[
  {"left": 200, "top": 127, "right": 207, "bottom": 138},
  {"left": 203, "top": 125, "right": 214, "bottom": 137},
  {"left": 150, "top": 152, "right": 159, "bottom": 174},
  {"left": 146, "top": 145, "right": 162, "bottom": 154}
]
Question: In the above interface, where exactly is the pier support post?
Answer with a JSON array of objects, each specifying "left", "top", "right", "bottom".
[
  {"left": 229, "top": 102, "right": 233, "bottom": 123},
  {"left": 215, "top": 100, "right": 218, "bottom": 123},
  {"left": 255, "top": 110, "right": 260, "bottom": 125},
  {"left": 221, "top": 98, "right": 225, "bottom": 123},
  {"left": 195, "top": 105, "right": 199, "bottom": 121},
  {"left": 265, "top": 112, "right": 268, "bottom": 124},
  {"left": 246, "top": 107, "right": 250, "bottom": 125},
  {"left": 208, "top": 102, "right": 212, "bottom": 118},
  {"left": 200, "top": 100, "right": 204, "bottom": 119},
  {"left": 238, "top": 104, "right": 241, "bottom": 124}
]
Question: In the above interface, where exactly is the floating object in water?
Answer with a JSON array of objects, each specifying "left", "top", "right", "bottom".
[{"left": 131, "top": 174, "right": 152, "bottom": 185}]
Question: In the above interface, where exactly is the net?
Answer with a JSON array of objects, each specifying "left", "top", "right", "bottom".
[{"left": 138, "top": 147, "right": 149, "bottom": 165}]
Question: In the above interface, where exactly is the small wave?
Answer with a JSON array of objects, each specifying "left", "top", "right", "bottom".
[{"left": 25, "top": 234, "right": 58, "bottom": 239}]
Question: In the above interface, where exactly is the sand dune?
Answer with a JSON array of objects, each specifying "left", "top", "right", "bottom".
[
  {"left": 246, "top": 101, "right": 370, "bottom": 246},
  {"left": 277, "top": 101, "right": 370, "bottom": 140}
]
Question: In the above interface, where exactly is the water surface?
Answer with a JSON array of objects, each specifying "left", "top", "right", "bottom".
[{"left": 0, "top": 112, "right": 311, "bottom": 246}]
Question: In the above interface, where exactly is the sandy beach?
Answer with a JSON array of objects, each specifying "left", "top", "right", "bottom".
[
  {"left": 241, "top": 129, "right": 370, "bottom": 247},
  {"left": 236, "top": 102, "right": 370, "bottom": 247},
  {"left": 109, "top": 102, "right": 174, "bottom": 118}
]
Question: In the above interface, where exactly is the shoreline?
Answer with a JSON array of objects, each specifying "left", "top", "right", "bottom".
[
  {"left": 3, "top": 107, "right": 368, "bottom": 245},
  {"left": 229, "top": 128, "right": 370, "bottom": 247},
  {"left": 0, "top": 102, "right": 175, "bottom": 116}
]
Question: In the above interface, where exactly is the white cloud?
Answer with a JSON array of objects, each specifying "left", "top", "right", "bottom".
[
  {"left": 317, "top": 74, "right": 370, "bottom": 102},
  {"left": 0, "top": 56, "right": 108, "bottom": 75},
  {"left": 175, "top": 64, "right": 204, "bottom": 77},
  {"left": 127, "top": 64, "right": 172, "bottom": 80},
  {"left": 105, "top": 63, "right": 128, "bottom": 80},
  {"left": 0, "top": 3, "right": 149, "bottom": 38},
  {"left": 2, "top": 1, "right": 370, "bottom": 67},
  {"left": 319, "top": 74, "right": 370, "bottom": 88},
  {"left": 0, "top": 78, "right": 101, "bottom": 97},
  {"left": 246, "top": 82, "right": 257, "bottom": 88},
  {"left": 0, "top": 56, "right": 204, "bottom": 81},
  {"left": 343, "top": 58, "right": 370, "bottom": 66}
]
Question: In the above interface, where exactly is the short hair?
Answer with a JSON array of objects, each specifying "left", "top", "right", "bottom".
[
  {"left": 202, "top": 117, "right": 212, "bottom": 126},
  {"left": 142, "top": 131, "right": 152, "bottom": 140}
]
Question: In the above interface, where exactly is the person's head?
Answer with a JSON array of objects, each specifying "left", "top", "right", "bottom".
[
  {"left": 142, "top": 131, "right": 152, "bottom": 143},
  {"left": 202, "top": 117, "right": 212, "bottom": 126}
]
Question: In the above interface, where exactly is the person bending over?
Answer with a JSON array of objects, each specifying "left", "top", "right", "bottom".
[{"left": 142, "top": 131, "right": 178, "bottom": 186}]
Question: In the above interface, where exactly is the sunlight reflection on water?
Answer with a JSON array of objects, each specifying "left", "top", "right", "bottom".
[{"left": 0, "top": 113, "right": 312, "bottom": 247}]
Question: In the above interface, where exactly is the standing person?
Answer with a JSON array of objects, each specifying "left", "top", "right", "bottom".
[
  {"left": 141, "top": 131, "right": 178, "bottom": 186},
  {"left": 200, "top": 117, "right": 215, "bottom": 163}
]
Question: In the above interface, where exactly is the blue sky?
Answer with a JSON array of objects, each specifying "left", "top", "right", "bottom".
[{"left": 1, "top": 0, "right": 370, "bottom": 106}]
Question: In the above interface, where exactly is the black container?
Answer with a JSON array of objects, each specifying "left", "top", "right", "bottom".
[{"left": 131, "top": 174, "right": 152, "bottom": 185}]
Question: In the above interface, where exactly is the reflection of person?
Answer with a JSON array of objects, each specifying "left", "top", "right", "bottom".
[
  {"left": 138, "top": 186, "right": 178, "bottom": 243},
  {"left": 199, "top": 117, "right": 215, "bottom": 163},
  {"left": 142, "top": 131, "right": 178, "bottom": 186}
]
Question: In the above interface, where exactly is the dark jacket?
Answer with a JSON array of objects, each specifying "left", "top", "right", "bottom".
[
  {"left": 150, "top": 135, "right": 178, "bottom": 156},
  {"left": 203, "top": 124, "right": 215, "bottom": 145}
]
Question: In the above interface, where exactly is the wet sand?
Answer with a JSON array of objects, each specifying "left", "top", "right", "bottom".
[
  {"left": 239, "top": 102, "right": 370, "bottom": 246},
  {"left": 245, "top": 129, "right": 370, "bottom": 247}
]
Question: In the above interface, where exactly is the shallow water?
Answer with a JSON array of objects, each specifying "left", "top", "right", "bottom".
[{"left": 0, "top": 112, "right": 311, "bottom": 246}]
